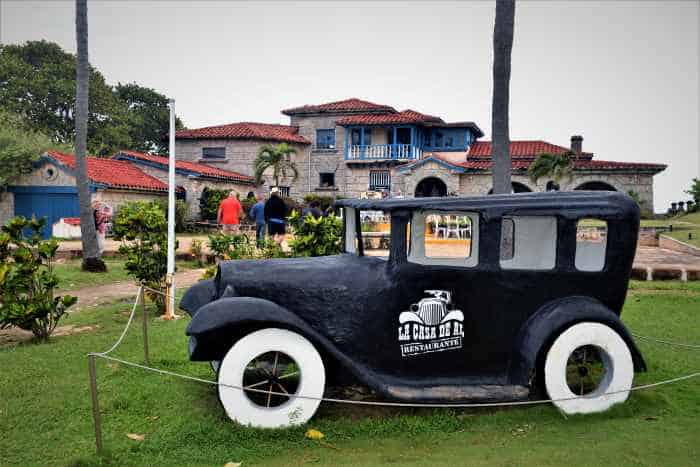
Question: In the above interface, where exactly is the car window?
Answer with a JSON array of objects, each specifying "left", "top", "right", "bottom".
[
  {"left": 360, "top": 210, "right": 391, "bottom": 259},
  {"left": 575, "top": 218, "right": 608, "bottom": 271},
  {"left": 500, "top": 216, "right": 557, "bottom": 270},
  {"left": 409, "top": 211, "right": 478, "bottom": 267}
]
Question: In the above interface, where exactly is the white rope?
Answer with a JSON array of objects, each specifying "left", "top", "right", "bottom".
[
  {"left": 90, "top": 353, "right": 700, "bottom": 408},
  {"left": 632, "top": 333, "right": 700, "bottom": 349},
  {"left": 87, "top": 289, "right": 700, "bottom": 409}
]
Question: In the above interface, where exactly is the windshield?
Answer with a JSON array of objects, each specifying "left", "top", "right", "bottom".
[{"left": 344, "top": 207, "right": 391, "bottom": 259}]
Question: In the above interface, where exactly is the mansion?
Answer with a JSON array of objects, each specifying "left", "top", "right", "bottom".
[{"left": 175, "top": 98, "right": 666, "bottom": 212}]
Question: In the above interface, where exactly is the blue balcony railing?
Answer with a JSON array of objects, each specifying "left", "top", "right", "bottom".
[{"left": 346, "top": 144, "right": 422, "bottom": 161}]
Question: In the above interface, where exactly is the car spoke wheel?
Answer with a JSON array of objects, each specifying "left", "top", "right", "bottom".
[
  {"left": 544, "top": 322, "right": 633, "bottom": 414},
  {"left": 218, "top": 328, "right": 325, "bottom": 428}
]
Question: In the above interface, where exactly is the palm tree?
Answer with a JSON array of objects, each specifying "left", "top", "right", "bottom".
[
  {"left": 491, "top": 0, "right": 516, "bottom": 194},
  {"left": 253, "top": 143, "right": 299, "bottom": 188},
  {"left": 527, "top": 152, "right": 574, "bottom": 187},
  {"left": 75, "top": 0, "right": 105, "bottom": 271}
]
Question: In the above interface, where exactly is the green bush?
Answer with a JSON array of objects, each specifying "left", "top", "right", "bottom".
[
  {"left": 199, "top": 187, "right": 229, "bottom": 221},
  {"left": 287, "top": 210, "right": 342, "bottom": 257},
  {"left": 0, "top": 216, "right": 77, "bottom": 341},
  {"left": 154, "top": 198, "right": 188, "bottom": 232},
  {"left": 207, "top": 232, "right": 254, "bottom": 260},
  {"left": 302, "top": 194, "right": 337, "bottom": 212},
  {"left": 257, "top": 239, "right": 288, "bottom": 259},
  {"left": 112, "top": 201, "right": 176, "bottom": 312}
]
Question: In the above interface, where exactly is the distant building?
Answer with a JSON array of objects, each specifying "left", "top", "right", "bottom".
[{"left": 175, "top": 98, "right": 666, "bottom": 211}]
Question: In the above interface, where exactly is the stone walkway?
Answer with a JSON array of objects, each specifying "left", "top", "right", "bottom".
[{"left": 633, "top": 246, "right": 700, "bottom": 269}]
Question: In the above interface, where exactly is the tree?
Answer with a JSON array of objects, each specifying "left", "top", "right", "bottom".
[
  {"left": 527, "top": 152, "right": 574, "bottom": 185},
  {"left": 0, "top": 111, "right": 71, "bottom": 188},
  {"left": 491, "top": 0, "right": 516, "bottom": 194},
  {"left": 686, "top": 178, "right": 700, "bottom": 203},
  {"left": 0, "top": 40, "right": 131, "bottom": 156},
  {"left": 253, "top": 143, "right": 299, "bottom": 187},
  {"left": 114, "top": 82, "right": 184, "bottom": 154},
  {"left": 75, "top": 0, "right": 105, "bottom": 272}
]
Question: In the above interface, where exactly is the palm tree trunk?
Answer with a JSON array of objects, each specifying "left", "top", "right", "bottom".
[
  {"left": 75, "top": 0, "right": 105, "bottom": 271},
  {"left": 491, "top": 0, "right": 516, "bottom": 194}
]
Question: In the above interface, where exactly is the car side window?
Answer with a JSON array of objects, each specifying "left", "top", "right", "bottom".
[
  {"left": 409, "top": 211, "right": 478, "bottom": 267},
  {"left": 500, "top": 216, "right": 557, "bottom": 270},
  {"left": 575, "top": 218, "right": 608, "bottom": 271}
]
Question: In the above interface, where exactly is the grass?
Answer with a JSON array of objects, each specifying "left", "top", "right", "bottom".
[
  {"left": 1, "top": 281, "right": 699, "bottom": 466},
  {"left": 54, "top": 259, "right": 201, "bottom": 291}
]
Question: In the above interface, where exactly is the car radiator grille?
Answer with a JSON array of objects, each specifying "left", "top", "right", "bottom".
[{"left": 418, "top": 303, "right": 445, "bottom": 325}]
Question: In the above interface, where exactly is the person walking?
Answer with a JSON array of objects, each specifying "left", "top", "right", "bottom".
[
  {"left": 92, "top": 200, "right": 113, "bottom": 255},
  {"left": 217, "top": 191, "right": 242, "bottom": 234},
  {"left": 249, "top": 193, "right": 267, "bottom": 246},
  {"left": 264, "top": 187, "right": 288, "bottom": 244}
]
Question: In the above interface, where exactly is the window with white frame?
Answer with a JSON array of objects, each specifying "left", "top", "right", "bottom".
[
  {"left": 369, "top": 170, "right": 390, "bottom": 190},
  {"left": 271, "top": 186, "right": 290, "bottom": 197}
]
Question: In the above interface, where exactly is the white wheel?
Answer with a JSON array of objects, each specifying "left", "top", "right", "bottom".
[
  {"left": 218, "top": 328, "right": 325, "bottom": 428},
  {"left": 544, "top": 322, "right": 633, "bottom": 414}
]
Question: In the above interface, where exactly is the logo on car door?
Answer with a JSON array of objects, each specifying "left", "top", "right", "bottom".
[{"left": 397, "top": 290, "right": 465, "bottom": 357}]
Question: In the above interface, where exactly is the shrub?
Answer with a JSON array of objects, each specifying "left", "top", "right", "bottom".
[
  {"left": 257, "top": 239, "right": 288, "bottom": 259},
  {"left": 302, "top": 194, "right": 337, "bottom": 212},
  {"left": 154, "top": 198, "right": 188, "bottom": 232},
  {"left": 190, "top": 239, "right": 204, "bottom": 266},
  {"left": 207, "top": 232, "right": 254, "bottom": 260},
  {"left": 0, "top": 216, "right": 77, "bottom": 341},
  {"left": 287, "top": 210, "right": 342, "bottom": 257},
  {"left": 112, "top": 201, "right": 176, "bottom": 312},
  {"left": 199, "top": 187, "right": 229, "bottom": 221}
]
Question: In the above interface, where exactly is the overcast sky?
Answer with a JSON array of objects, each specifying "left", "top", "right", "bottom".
[{"left": 1, "top": 0, "right": 698, "bottom": 211}]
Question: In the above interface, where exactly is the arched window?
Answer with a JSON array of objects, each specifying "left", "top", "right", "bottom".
[{"left": 574, "top": 181, "right": 617, "bottom": 191}]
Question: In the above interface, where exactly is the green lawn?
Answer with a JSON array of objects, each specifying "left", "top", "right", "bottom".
[
  {"left": 54, "top": 259, "right": 201, "bottom": 291},
  {"left": 1, "top": 282, "right": 698, "bottom": 466}
]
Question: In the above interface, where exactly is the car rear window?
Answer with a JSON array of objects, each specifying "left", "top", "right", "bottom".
[
  {"left": 360, "top": 210, "right": 391, "bottom": 259},
  {"left": 575, "top": 218, "right": 608, "bottom": 271},
  {"left": 500, "top": 216, "right": 557, "bottom": 270}
]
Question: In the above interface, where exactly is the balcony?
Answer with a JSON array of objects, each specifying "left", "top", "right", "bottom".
[{"left": 346, "top": 144, "right": 422, "bottom": 161}]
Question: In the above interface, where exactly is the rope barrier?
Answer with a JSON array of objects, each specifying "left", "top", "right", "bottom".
[{"left": 88, "top": 287, "right": 700, "bottom": 409}]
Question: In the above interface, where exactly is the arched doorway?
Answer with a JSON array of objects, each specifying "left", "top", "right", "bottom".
[
  {"left": 575, "top": 181, "right": 617, "bottom": 191},
  {"left": 487, "top": 182, "right": 533, "bottom": 194},
  {"left": 415, "top": 177, "right": 447, "bottom": 197}
]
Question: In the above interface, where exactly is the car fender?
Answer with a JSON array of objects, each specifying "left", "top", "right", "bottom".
[
  {"left": 185, "top": 296, "right": 371, "bottom": 386},
  {"left": 507, "top": 296, "right": 647, "bottom": 387}
]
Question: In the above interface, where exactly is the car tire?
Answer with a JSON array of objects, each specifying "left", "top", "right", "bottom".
[
  {"left": 544, "top": 322, "right": 633, "bottom": 415},
  {"left": 217, "top": 328, "right": 325, "bottom": 428}
]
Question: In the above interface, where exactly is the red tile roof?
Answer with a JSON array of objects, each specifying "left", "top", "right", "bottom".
[
  {"left": 451, "top": 157, "right": 666, "bottom": 172},
  {"left": 45, "top": 151, "right": 174, "bottom": 192},
  {"left": 115, "top": 150, "right": 254, "bottom": 184},
  {"left": 281, "top": 98, "right": 397, "bottom": 116},
  {"left": 176, "top": 122, "right": 310, "bottom": 144},
  {"left": 336, "top": 109, "right": 446, "bottom": 126},
  {"left": 467, "top": 140, "right": 592, "bottom": 159}
]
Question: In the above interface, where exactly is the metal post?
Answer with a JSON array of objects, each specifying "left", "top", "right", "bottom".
[
  {"left": 88, "top": 354, "right": 103, "bottom": 453},
  {"left": 141, "top": 288, "right": 149, "bottom": 365},
  {"left": 164, "top": 98, "right": 177, "bottom": 320}
]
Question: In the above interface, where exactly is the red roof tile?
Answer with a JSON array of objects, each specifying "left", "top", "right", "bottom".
[
  {"left": 176, "top": 122, "right": 310, "bottom": 144},
  {"left": 468, "top": 140, "right": 593, "bottom": 159},
  {"left": 45, "top": 151, "right": 174, "bottom": 192},
  {"left": 281, "top": 98, "right": 396, "bottom": 116},
  {"left": 451, "top": 157, "right": 666, "bottom": 172},
  {"left": 115, "top": 150, "right": 254, "bottom": 184},
  {"left": 336, "top": 109, "right": 446, "bottom": 126}
]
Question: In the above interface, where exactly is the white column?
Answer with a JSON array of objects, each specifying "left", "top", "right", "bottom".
[{"left": 165, "top": 98, "right": 177, "bottom": 319}]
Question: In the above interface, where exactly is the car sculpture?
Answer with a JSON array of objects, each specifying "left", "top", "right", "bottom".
[{"left": 181, "top": 191, "right": 646, "bottom": 428}]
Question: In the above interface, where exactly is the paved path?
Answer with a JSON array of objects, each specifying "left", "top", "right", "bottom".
[
  {"left": 633, "top": 246, "right": 700, "bottom": 269},
  {"left": 68, "top": 268, "right": 205, "bottom": 311}
]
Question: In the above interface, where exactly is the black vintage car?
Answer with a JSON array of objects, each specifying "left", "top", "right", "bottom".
[{"left": 181, "top": 191, "right": 645, "bottom": 428}]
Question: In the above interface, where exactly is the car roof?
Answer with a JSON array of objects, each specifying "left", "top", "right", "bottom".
[{"left": 335, "top": 191, "right": 639, "bottom": 220}]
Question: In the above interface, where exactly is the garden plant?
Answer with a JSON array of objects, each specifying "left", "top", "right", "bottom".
[{"left": 0, "top": 216, "right": 77, "bottom": 341}]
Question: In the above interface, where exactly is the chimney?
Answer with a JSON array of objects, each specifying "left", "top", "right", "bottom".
[{"left": 570, "top": 135, "right": 583, "bottom": 158}]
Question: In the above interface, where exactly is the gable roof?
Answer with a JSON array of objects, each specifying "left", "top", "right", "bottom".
[
  {"left": 468, "top": 140, "right": 592, "bottom": 159},
  {"left": 175, "top": 122, "right": 310, "bottom": 144},
  {"left": 335, "top": 110, "right": 484, "bottom": 136},
  {"left": 281, "top": 98, "right": 397, "bottom": 116},
  {"left": 114, "top": 150, "right": 255, "bottom": 184},
  {"left": 44, "top": 151, "right": 173, "bottom": 192}
]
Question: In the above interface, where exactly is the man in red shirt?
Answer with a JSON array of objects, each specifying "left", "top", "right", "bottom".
[{"left": 217, "top": 191, "right": 242, "bottom": 234}]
